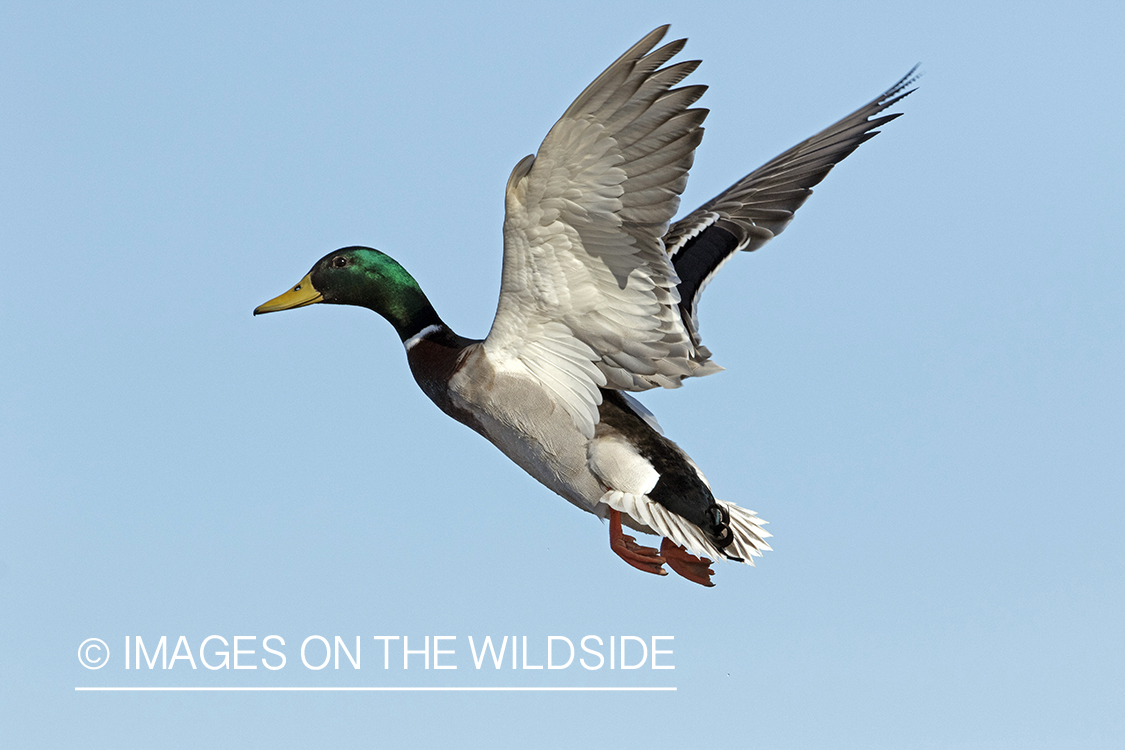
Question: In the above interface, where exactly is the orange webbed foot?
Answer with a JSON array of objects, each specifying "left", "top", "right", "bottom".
[
  {"left": 609, "top": 509, "right": 667, "bottom": 576},
  {"left": 660, "top": 537, "right": 716, "bottom": 587}
]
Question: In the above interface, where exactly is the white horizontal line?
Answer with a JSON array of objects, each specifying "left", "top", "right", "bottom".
[{"left": 75, "top": 686, "right": 675, "bottom": 692}]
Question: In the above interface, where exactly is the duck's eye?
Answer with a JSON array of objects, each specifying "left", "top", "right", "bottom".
[{"left": 332, "top": 256, "right": 349, "bottom": 268}]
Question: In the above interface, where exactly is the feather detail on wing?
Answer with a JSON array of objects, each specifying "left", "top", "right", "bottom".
[
  {"left": 666, "top": 65, "right": 921, "bottom": 345},
  {"left": 485, "top": 26, "right": 719, "bottom": 438}
]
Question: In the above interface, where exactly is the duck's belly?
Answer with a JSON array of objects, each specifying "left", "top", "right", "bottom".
[{"left": 445, "top": 353, "right": 607, "bottom": 517}]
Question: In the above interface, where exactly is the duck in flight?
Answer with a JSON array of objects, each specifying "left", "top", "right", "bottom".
[{"left": 255, "top": 26, "right": 917, "bottom": 586}]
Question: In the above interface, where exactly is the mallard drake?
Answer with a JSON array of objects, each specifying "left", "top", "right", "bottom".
[{"left": 255, "top": 26, "right": 917, "bottom": 586}]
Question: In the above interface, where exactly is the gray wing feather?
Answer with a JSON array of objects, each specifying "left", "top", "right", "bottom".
[
  {"left": 666, "top": 66, "right": 920, "bottom": 343},
  {"left": 666, "top": 65, "right": 920, "bottom": 257},
  {"left": 488, "top": 26, "right": 720, "bottom": 437}
]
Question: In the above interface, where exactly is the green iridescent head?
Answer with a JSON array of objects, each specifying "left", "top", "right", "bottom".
[{"left": 254, "top": 246, "right": 440, "bottom": 340}]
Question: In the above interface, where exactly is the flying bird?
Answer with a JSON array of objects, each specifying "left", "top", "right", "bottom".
[{"left": 255, "top": 26, "right": 917, "bottom": 586}]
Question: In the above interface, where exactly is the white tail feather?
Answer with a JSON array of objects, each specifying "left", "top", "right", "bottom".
[{"left": 601, "top": 491, "right": 771, "bottom": 563}]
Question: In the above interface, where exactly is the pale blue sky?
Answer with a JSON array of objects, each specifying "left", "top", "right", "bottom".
[{"left": 2, "top": 1, "right": 1123, "bottom": 748}]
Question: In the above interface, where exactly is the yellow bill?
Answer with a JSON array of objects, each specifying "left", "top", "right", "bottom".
[{"left": 254, "top": 273, "right": 323, "bottom": 315}]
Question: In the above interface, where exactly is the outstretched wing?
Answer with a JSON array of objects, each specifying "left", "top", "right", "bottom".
[
  {"left": 485, "top": 26, "right": 717, "bottom": 438},
  {"left": 666, "top": 66, "right": 920, "bottom": 344}
]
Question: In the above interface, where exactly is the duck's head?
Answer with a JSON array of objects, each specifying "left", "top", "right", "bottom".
[{"left": 254, "top": 246, "right": 438, "bottom": 340}]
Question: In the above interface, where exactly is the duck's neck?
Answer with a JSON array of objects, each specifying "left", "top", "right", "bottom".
[{"left": 369, "top": 282, "right": 447, "bottom": 344}]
